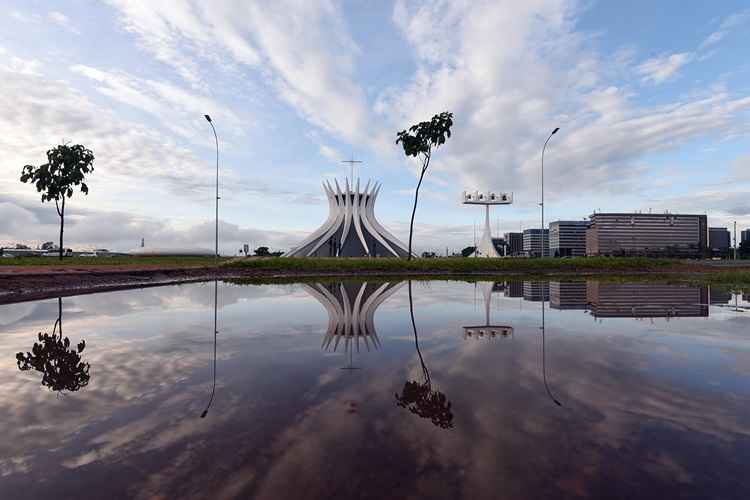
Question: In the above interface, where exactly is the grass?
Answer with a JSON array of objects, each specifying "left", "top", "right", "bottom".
[
  {"left": 0, "top": 255, "right": 228, "bottom": 267},
  {"left": 222, "top": 256, "right": 676, "bottom": 273}
]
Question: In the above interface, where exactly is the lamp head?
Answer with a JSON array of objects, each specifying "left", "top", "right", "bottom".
[
  {"left": 552, "top": 127, "right": 559, "bottom": 135},
  {"left": 204, "top": 114, "right": 212, "bottom": 123}
]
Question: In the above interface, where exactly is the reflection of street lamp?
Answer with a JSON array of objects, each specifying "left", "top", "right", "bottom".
[
  {"left": 540, "top": 128, "right": 559, "bottom": 258},
  {"left": 200, "top": 280, "right": 219, "bottom": 418},
  {"left": 205, "top": 114, "right": 219, "bottom": 263},
  {"left": 541, "top": 298, "right": 562, "bottom": 406}
]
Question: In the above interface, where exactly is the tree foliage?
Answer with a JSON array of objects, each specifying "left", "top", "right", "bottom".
[
  {"left": 396, "top": 112, "right": 453, "bottom": 260},
  {"left": 21, "top": 144, "right": 95, "bottom": 202},
  {"left": 16, "top": 332, "right": 90, "bottom": 393},
  {"left": 461, "top": 246, "right": 476, "bottom": 258},
  {"left": 20, "top": 144, "right": 94, "bottom": 259}
]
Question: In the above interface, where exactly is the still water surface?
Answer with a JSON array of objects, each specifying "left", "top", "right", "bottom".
[{"left": 1, "top": 280, "right": 749, "bottom": 500}]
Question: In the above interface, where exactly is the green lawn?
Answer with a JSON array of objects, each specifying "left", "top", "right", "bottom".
[
  {"left": 0, "top": 255, "right": 227, "bottom": 267},
  {"left": 222, "top": 256, "right": 677, "bottom": 273}
]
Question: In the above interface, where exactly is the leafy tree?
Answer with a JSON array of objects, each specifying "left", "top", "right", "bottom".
[
  {"left": 461, "top": 246, "right": 476, "bottom": 258},
  {"left": 396, "top": 111, "right": 453, "bottom": 260},
  {"left": 20, "top": 144, "right": 95, "bottom": 260},
  {"left": 254, "top": 246, "right": 270, "bottom": 256}
]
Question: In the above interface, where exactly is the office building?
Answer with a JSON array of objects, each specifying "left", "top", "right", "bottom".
[
  {"left": 523, "top": 229, "right": 550, "bottom": 257},
  {"left": 503, "top": 232, "right": 524, "bottom": 256},
  {"left": 708, "top": 227, "right": 731, "bottom": 257},
  {"left": 742, "top": 229, "right": 750, "bottom": 244},
  {"left": 549, "top": 221, "right": 589, "bottom": 257},
  {"left": 586, "top": 213, "right": 707, "bottom": 257}
]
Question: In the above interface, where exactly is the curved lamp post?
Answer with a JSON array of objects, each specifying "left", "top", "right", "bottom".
[
  {"left": 540, "top": 127, "right": 559, "bottom": 258},
  {"left": 205, "top": 114, "right": 219, "bottom": 262}
]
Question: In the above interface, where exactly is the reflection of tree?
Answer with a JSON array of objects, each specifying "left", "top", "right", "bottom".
[
  {"left": 395, "top": 280, "right": 454, "bottom": 429},
  {"left": 15, "top": 297, "right": 90, "bottom": 393}
]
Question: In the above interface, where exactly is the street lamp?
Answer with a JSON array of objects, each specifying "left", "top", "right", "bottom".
[
  {"left": 205, "top": 114, "right": 219, "bottom": 262},
  {"left": 540, "top": 127, "right": 559, "bottom": 258}
]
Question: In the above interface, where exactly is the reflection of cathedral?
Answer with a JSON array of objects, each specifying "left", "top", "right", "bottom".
[{"left": 302, "top": 281, "right": 403, "bottom": 351}]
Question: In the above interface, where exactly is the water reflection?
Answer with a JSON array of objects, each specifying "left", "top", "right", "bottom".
[
  {"left": 15, "top": 297, "right": 90, "bottom": 393},
  {"left": 200, "top": 279, "right": 219, "bottom": 418},
  {"left": 462, "top": 282, "right": 513, "bottom": 339},
  {"left": 303, "top": 281, "right": 403, "bottom": 352},
  {"left": 395, "top": 280, "right": 454, "bottom": 429},
  {"left": 1, "top": 279, "right": 749, "bottom": 499}
]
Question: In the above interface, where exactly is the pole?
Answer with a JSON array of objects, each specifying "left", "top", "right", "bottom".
[
  {"left": 734, "top": 221, "right": 737, "bottom": 260},
  {"left": 541, "top": 128, "right": 559, "bottom": 258},
  {"left": 205, "top": 115, "right": 219, "bottom": 264}
]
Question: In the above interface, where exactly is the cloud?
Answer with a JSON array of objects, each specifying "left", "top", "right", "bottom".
[
  {"left": 106, "top": 0, "right": 372, "bottom": 146},
  {"left": 699, "top": 9, "right": 750, "bottom": 50},
  {"left": 381, "top": 0, "right": 750, "bottom": 205},
  {"left": 637, "top": 52, "right": 693, "bottom": 84},
  {"left": 48, "top": 11, "right": 81, "bottom": 35},
  {"left": 0, "top": 192, "right": 302, "bottom": 253}
]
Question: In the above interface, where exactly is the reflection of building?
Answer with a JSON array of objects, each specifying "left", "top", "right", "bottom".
[
  {"left": 587, "top": 282, "right": 708, "bottom": 318},
  {"left": 523, "top": 229, "right": 550, "bottom": 257},
  {"left": 549, "top": 221, "right": 589, "bottom": 257},
  {"left": 504, "top": 232, "right": 524, "bottom": 256},
  {"left": 302, "top": 281, "right": 403, "bottom": 351},
  {"left": 709, "top": 227, "right": 731, "bottom": 257},
  {"left": 708, "top": 287, "right": 732, "bottom": 305},
  {"left": 284, "top": 178, "right": 409, "bottom": 257},
  {"left": 504, "top": 280, "right": 524, "bottom": 298},
  {"left": 550, "top": 282, "right": 588, "bottom": 310},
  {"left": 463, "top": 282, "right": 513, "bottom": 339},
  {"left": 586, "top": 213, "right": 708, "bottom": 257},
  {"left": 523, "top": 282, "right": 550, "bottom": 302}
]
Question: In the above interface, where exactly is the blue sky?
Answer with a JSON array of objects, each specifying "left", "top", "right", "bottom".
[{"left": 1, "top": 0, "right": 749, "bottom": 253}]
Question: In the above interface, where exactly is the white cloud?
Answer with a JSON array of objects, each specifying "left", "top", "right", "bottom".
[
  {"left": 637, "top": 52, "right": 693, "bottom": 84},
  {"left": 48, "top": 11, "right": 81, "bottom": 35},
  {"left": 380, "top": 0, "right": 750, "bottom": 208},
  {"left": 106, "top": 0, "right": 372, "bottom": 147},
  {"left": 699, "top": 8, "right": 750, "bottom": 50},
  {"left": 0, "top": 192, "right": 302, "bottom": 253}
]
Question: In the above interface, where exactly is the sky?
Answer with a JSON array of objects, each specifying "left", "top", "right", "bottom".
[{"left": 0, "top": 0, "right": 749, "bottom": 254}]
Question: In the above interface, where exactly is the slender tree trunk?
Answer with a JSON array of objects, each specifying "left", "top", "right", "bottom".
[
  {"left": 407, "top": 152, "right": 430, "bottom": 260},
  {"left": 58, "top": 198, "right": 65, "bottom": 261}
]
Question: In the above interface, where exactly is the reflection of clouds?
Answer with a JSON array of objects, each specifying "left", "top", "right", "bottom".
[{"left": 2, "top": 280, "right": 750, "bottom": 498}]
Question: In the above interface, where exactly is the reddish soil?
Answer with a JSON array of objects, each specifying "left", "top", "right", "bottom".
[{"left": 1, "top": 261, "right": 747, "bottom": 305}]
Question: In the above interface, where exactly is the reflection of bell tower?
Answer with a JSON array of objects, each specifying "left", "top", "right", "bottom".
[
  {"left": 302, "top": 281, "right": 404, "bottom": 352},
  {"left": 462, "top": 281, "right": 513, "bottom": 339}
]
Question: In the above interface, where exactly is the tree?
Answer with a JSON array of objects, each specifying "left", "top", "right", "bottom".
[
  {"left": 396, "top": 111, "right": 453, "bottom": 260},
  {"left": 461, "top": 246, "right": 476, "bottom": 258},
  {"left": 254, "top": 246, "right": 270, "bottom": 257},
  {"left": 20, "top": 144, "right": 95, "bottom": 260}
]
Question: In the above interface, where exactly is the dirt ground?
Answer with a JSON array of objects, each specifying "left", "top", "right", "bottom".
[{"left": 1, "top": 261, "right": 748, "bottom": 305}]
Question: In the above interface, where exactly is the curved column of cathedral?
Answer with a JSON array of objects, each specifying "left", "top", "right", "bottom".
[{"left": 283, "top": 178, "right": 411, "bottom": 257}]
